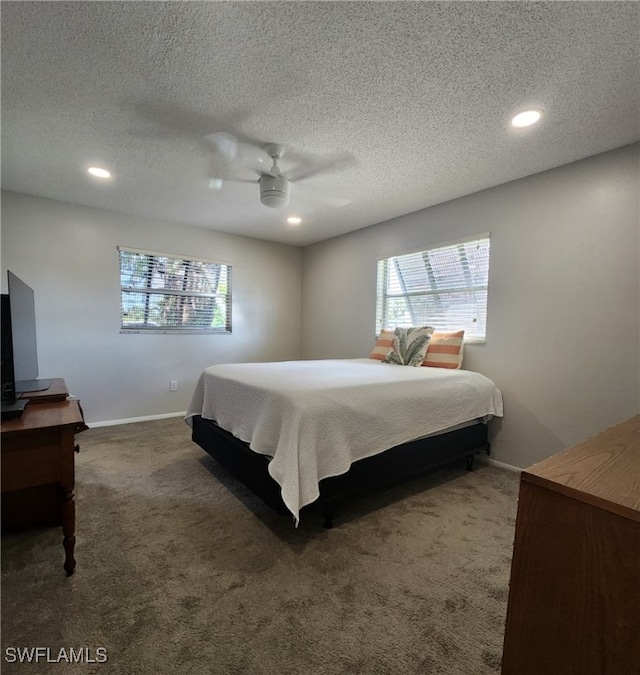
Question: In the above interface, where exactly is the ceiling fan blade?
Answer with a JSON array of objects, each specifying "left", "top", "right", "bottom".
[
  {"left": 289, "top": 151, "right": 358, "bottom": 182},
  {"left": 206, "top": 134, "right": 271, "bottom": 174},
  {"left": 205, "top": 146, "right": 261, "bottom": 188},
  {"left": 207, "top": 173, "right": 259, "bottom": 190},
  {"left": 208, "top": 176, "right": 259, "bottom": 190},
  {"left": 205, "top": 132, "right": 239, "bottom": 160},
  {"left": 293, "top": 182, "right": 352, "bottom": 208}
]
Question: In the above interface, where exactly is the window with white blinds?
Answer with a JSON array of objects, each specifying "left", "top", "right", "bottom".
[
  {"left": 118, "top": 247, "right": 232, "bottom": 333},
  {"left": 376, "top": 234, "right": 490, "bottom": 342}
]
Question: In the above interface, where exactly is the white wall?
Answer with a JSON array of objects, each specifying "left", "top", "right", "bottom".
[
  {"left": 301, "top": 144, "right": 640, "bottom": 469},
  {"left": 1, "top": 191, "right": 302, "bottom": 424}
]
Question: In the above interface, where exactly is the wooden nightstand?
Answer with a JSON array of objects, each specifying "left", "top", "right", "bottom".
[{"left": 1, "top": 379, "right": 87, "bottom": 576}]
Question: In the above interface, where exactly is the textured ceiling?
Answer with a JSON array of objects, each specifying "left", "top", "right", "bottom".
[{"left": 2, "top": 2, "right": 639, "bottom": 246}]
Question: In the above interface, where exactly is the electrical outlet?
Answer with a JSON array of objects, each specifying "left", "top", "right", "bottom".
[{"left": 170, "top": 380, "right": 178, "bottom": 392}]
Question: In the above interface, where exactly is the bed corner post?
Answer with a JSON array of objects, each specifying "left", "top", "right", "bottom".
[{"left": 323, "top": 505, "right": 334, "bottom": 529}]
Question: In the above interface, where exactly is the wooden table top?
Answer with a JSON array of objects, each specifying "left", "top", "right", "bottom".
[
  {"left": 523, "top": 415, "right": 639, "bottom": 522},
  {"left": 0, "top": 399, "right": 85, "bottom": 436}
]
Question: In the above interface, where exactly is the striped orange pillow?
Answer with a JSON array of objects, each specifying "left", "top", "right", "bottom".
[
  {"left": 369, "top": 329, "right": 395, "bottom": 361},
  {"left": 422, "top": 330, "right": 465, "bottom": 369}
]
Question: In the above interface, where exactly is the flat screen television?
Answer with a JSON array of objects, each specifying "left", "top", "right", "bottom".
[{"left": 1, "top": 271, "right": 51, "bottom": 406}]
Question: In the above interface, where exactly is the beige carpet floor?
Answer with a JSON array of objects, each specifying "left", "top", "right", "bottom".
[{"left": 1, "top": 417, "right": 519, "bottom": 674}]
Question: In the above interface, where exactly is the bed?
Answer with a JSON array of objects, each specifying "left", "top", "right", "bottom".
[{"left": 186, "top": 358, "right": 503, "bottom": 526}]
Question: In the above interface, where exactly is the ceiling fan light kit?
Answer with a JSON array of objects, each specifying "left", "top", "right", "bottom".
[{"left": 259, "top": 173, "right": 290, "bottom": 208}]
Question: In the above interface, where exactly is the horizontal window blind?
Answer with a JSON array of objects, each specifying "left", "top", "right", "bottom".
[
  {"left": 376, "top": 235, "right": 490, "bottom": 341},
  {"left": 118, "top": 247, "right": 232, "bottom": 333}
]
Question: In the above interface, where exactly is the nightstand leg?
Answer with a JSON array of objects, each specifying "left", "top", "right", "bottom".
[{"left": 61, "top": 488, "right": 76, "bottom": 576}]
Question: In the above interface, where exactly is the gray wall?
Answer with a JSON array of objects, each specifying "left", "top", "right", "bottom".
[
  {"left": 3, "top": 145, "right": 638, "bottom": 465},
  {"left": 1, "top": 191, "right": 302, "bottom": 424},
  {"left": 301, "top": 144, "right": 640, "bottom": 469}
]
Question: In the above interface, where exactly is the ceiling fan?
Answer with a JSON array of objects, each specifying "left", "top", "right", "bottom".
[
  {"left": 205, "top": 133, "right": 354, "bottom": 209},
  {"left": 131, "top": 104, "right": 355, "bottom": 209},
  {"left": 251, "top": 143, "right": 291, "bottom": 208}
]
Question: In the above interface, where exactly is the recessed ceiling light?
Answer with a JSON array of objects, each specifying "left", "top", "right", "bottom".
[
  {"left": 511, "top": 109, "right": 543, "bottom": 128},
  {"left": 287, "top": 216, "right": 302, "bottom": 225},
  {"left": 87, "top": 166, "right": 111, "bottom": 178}
]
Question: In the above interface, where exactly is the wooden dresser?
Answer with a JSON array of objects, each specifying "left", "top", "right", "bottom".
[
  {"left": 501, "top": 415, "right": 640, "bottom": 674},
  {"left": 1, "top": 379, "right": 87, "bottom": 575}
]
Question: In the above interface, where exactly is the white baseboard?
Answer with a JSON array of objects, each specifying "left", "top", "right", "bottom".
[
  {"left": 484, "top": 457, "right": 522, "bottom": 473},
  {"left": 88, "top": 411, "right": 187, "bottom": 428}
]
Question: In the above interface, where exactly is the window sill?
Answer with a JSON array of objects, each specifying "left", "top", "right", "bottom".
[{"left": 120, "top": 329, "right": 232, "bottom": 335}]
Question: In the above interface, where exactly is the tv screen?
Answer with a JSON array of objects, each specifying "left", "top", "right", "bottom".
[
  {"left": 8, "top": 271, "right": 38, "bottom": 383},
  {"left": 6, "top": 271, "right": 50, "bottom": 394},
  {"left": 1, "top": 294, "right": 16, "bottom": 402}
]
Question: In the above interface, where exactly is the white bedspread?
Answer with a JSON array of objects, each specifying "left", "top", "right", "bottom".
[{"left": 186, "top": 358, "right": 503, "bottom": 523}]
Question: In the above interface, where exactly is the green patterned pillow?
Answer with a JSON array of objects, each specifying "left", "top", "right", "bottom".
[{"left": 384, "top": 326, "right": 435, "bottom": 367}]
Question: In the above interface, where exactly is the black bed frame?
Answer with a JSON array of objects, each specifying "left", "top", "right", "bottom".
[{"left": 191, "top": 415, "right": 490, "bottom": 527}]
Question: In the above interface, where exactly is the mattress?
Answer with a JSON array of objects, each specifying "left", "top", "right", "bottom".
[{"left": 186, "top": 358, "right": 503, "bottom": 522}]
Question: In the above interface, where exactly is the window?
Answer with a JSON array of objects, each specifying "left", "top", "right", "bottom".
[
  {"left": 118, "top": 247, "right": 232, "bottom": 333},
  {"left": 376, "top": 234, "right": 490, "bottom": 342}
]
